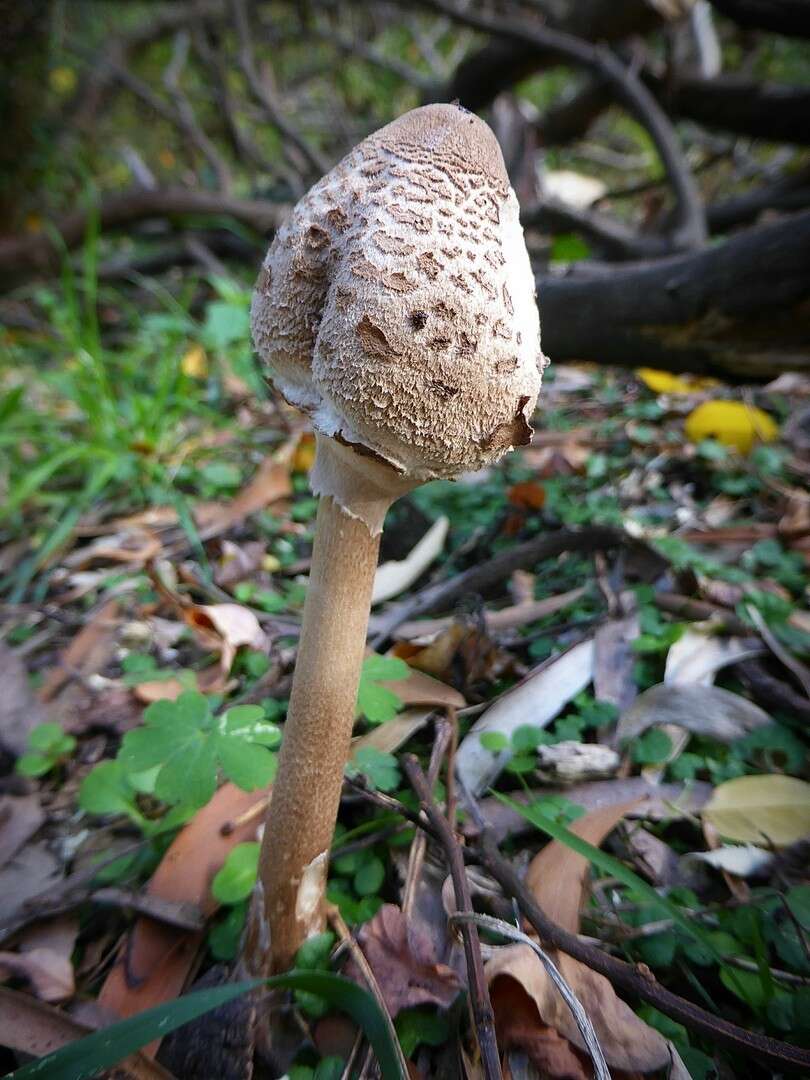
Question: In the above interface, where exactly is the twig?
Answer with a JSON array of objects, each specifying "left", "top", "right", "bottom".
[
  {"left": 475, "top": 831, "right": 810, "bottom": 1072},
  {"left": 402, "top": 755, "right": 502, "bottom": 1080},
  {"left": 402, "top": 718, "right": 452, "bottom": 918},
  {"left": 163, "top": 29, "right": 232, "bottom": 192},
  {"left": 230, "top": 0, "right": 328, "bottom": 182},
  {"left": 326, "top": 904, "right": 410, "bottom": 1078},
  {"left": 449, "top": 912, "right": 610, "bottom": 1080},
  {"left": 418, "top": 0, "right": 706, "bottom": 252},
  {"left": 746, "top": 603, "right": 810, "bottom": 698},
  {"left": 369, "top": 525, "right": 628, "bottom": 646}
]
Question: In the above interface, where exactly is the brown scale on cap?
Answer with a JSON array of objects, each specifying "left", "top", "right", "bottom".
[{"left": 251, "top": 103, "right": 546, "bottom": 508}]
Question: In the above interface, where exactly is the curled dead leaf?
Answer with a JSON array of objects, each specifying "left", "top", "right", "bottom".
[
  {"left": 488, "top": 946, "right": 670, "bottom": 1074},
  {"left": 346, "top": 903, "right": 462, "bottom": 1017}
]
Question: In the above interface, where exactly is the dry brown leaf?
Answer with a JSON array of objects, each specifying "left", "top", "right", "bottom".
[
  {"left": 0, "top": 985, "right": 173, "bottom": 1079},
  {"left": 38, "top": 599, "right": 120, "bottom": 704},
  {"left": 198, "top": 455, "right": 291, "bottom": 539},
  {"left": 493, "top": 977, "right": 590, "bottom": 1080},
  {"left": 214, "top": 539, "right": 267, "bottom": 589},
  {"left": 0, "top": 795, "right": 44, "bottom": 869},
  {"left": 184, "top": 603, "right": 266, "bottom": 689},
  {"left": 384, "top": 663, "right": 466, "bottom": 711},
  {"left": 396, "top": 587, "right": 585, "bottom": 641},
  {"left": 487, "top": 947, "right": 670, "bottom": 1074},
  {"left": 99, "top": 781, "right": 268, "bottom": 1049},
  {"left": 61, "top": 528, "right": 161, "bottom": 571},
  {"left": 352, "top": 709, "right": 433, "bottom": 755},
  {"left": 347, "top": 903, "right": 462, "bottom": 1017},
  {"left": 594, "top": 611, "right": 639, "bottom": 712},
  {"left": 0, "top": 844, "right": 62, "bottom": 929},
  {"left": 0, "top": 644, "right": 53, "bottom": 758},
  {"left": 477, "top": 778, "right": 713, "bottom": 844},
  {"left": 0, "top": 947, "right": 73, "bottom": 1003},
  {"left": 525, "top": 801, "right": 640, "bottom": 935}
]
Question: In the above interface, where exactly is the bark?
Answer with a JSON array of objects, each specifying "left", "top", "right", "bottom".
[
  {"left": 538, "top": 210, "right": 810, "bottom": 380},
  {"left": 0, "top": 188, "right": 285, "bottom": 288},
  {"left": 442, "top": 0, "right": 676, "bottom": 111},
  {"left": 708, "top": 0, "right": 810, "bottom": 37}
]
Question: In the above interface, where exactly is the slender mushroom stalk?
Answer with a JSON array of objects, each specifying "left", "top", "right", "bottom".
[{"left": 245, "top": 104, "right": 547, "bottom": 975}]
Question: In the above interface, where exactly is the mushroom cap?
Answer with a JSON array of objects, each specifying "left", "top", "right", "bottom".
[{"left": 251, "top": 103, "right": 546, "bottom": 482}]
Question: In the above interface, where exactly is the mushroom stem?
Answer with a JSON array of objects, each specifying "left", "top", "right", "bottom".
[{"left": 244, "top": 441, "right": 398, "bottom": 973}]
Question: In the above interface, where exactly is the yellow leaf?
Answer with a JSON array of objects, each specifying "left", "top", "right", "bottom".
[
  {"left": 703, "top": 774, "right": 810, "bottom": 846},
  {"left": 637, "top": 368, "right": 719, "bottom": 394},
  {"left": 49, "top": 67, "right": 77, "bottom": 95},
  {"left": 159, "top": 148, "right": 176, "bottom": 169},
  {"left": 181, "top": 345, "right": 208, "bottom": 378},
  {"left": 684, "top": 400, "right": 778, "bottom": 454},
  {"left": 292, "top": 432, "right": 316, "bottom": 473}
]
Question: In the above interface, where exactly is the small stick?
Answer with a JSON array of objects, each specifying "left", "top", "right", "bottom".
[
  {"left": 402, "top": 718, "right": 451, "bottom": 918},
  {"left": 402, "top": 755, "right": 502, "bottom": 1080},
  {"left": 449, "top": 911, "right": 610, "bottom": 1080},
  {"left": 326, "top": 904, "right": 410, "bottom": 1079}
]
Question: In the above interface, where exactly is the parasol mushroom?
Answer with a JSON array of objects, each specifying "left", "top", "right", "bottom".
[{"left": 245, "top": 103, "right": 547, "bottom": 974}]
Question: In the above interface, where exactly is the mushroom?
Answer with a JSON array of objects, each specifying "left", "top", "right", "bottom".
[{"left": 245, "top": 103, "right": 547, "bottom": 974}]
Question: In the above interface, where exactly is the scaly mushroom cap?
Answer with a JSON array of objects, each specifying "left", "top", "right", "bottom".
[{"left": 251, "top": 103, "right": 546, "bottom": 483}]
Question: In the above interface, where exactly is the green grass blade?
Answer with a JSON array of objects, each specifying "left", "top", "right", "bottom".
[
  {"left": 9, "top": 971, "right": 406, "bottom": 1080},
  {"left": 1, "top": 445, "right": 87, "bottom": 522},
  {"left": 494, "top": 792, "right": 730, "bottom": 968}
]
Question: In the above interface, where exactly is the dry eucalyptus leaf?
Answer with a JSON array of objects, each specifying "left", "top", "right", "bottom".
[
  {"left": 487, "top": 946, "right": 670, "bottom": 1073},
  {"left": 347, "top": 903, "right": 461, "bottom": 1017},
  {"left": 456, "top": 639, "right": 595, "bottom": 796},
  {"left": 594, "top": 610, "right": 639, "bottom": 713},
  {"left": 684, "top": 844, "right": 774, "bottom": 877},
  {"left": 0, "top": 795, "right": 44, "bottom": 870},
  {"left": 185, "top": 602, "right": 266, "bottom": 680},
  {"left": 618, "top": 683, "right": 772, "bottom": 745},
  {"left": 351, "top": 708, "right": 433, "bottom": 755},
  {"left": 702, "top": 774, "right": 810, "bottom": 846},
  {"left": 372, "top": 516, "right": 448, "bottom": 605},
  {"left": 664, "top": 629, "right": 764, "bottom": 687},
  {"left": 0, "top": 947, "right": 74, "bottom": 1003},
  {"left": 525, "top": 800, "right": 640, "bottom": 935}
]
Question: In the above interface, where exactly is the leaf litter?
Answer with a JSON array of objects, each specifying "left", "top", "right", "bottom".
[{"left": 3, "top": 353, "right": 810, "bottom": 1078}]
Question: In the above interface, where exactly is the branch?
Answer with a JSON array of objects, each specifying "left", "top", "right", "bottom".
[
  {"left": 708, "top": 0, "right": 810, "bottom": 37},
  {"left": 419, "top": 0, "right": 706, "bottom": 251},
  {"left": 402, "top": 756, "right": 502, "bottom": 1080},
  {"left": 522, "top": 199, "right": 676, "bottom": 260},
  {"left": 230, "top": 0, "right": 328, "bottom": 182},
  {"left": 0, "top": 189, "right": 285, "bottom": 285},
  {"left": 475, "top": 832, "right": 810, "bottom": 1073}
]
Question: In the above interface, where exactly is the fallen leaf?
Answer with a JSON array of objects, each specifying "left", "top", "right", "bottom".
[
  {"left": 181, "top": 344, "right": 208, "bottom": 378},
  {"left": 487, "top": 947, "right": 670, "bottom": 1074},
  {"left": 476, "top": 778, "right": 713, "bottom": 844},
  {"left": 684, "top": 844, "right": 774, "bottom": 877},
  {"left": 702, "top": 774, "right": 810, "bottom": 846},
  {"left": 197, "top": 454, "right": 291, "bottom": 540},
  {"left": 636, "top": 368, "right": 718, "bottom": 395},
  {"left": 347, "top": 903, "right": 461, "bottom": 1017},
  {"left": 684, "top": 400, "right": 778, "bottom": 453},
  {"left": 507, "top": 481, "right": 546, "bottom": 510},
  {"left": 61, "top": 528, "right": 161, "bottom": 571},
  {"left": 99, "top": 781, "right": 269, "bottom": 1050},
  {"left": 372, "top": 516, "right": 449, "bottom": 605},
  {"left": 456, "top": 639, "right": 595, "bottom": 796},
  {"left": 0, "top": 844, "right": 62, "bottom": 928},
  {"left": 0, "top": 942, "right": 74, "bottom": 1003},
  {"left": 664, "top": 628, "right": 764, "bottom": 686},
  {"left": 0, "top": 795, "right": 45, "bottom": 870},
  {"left": 184, "top": 603, "right": 266, "bottom": 686},
  {"left": 38, "top": 599, "right": 120, "bottom": 704},
  {"left": 525, "top": 801, "right": 639, "bottom": 935},
  {"left": 617, "top": 683, "right": 772, "bottom": 744},
  {"left": 594, "top": 610, "right": 639, "bottom": 712},
  {"left": 352, "top": 709, "right": 433, "bottom": 755},
  {"left": 383, "top": 663, "right": 466, "bottom": 711},
  {"left": 0, "top": 985, "right": 172, "bottom": 1079},
  {"left": 0, "top": 642, "right": 53, "bottom": 758},
  {"left": 214, "top": 539, "right": 266, "bottom": 589}
]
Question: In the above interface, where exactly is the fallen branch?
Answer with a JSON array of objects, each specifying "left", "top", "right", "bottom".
[
  {"left": 475, "top": 832, "right": 810, "bottom": 1072},
  {"left": 420, "top": 0, "right": 706, "bottom": 252},
  {"left": 369, "top": 526, "right": 628, "bottom": 646},
  {"left": 403, "top": 755, "right": 502, "bottom": 1080},
  {"left": 0, "top": 188, "right": 285, "bottom": 285},
  {"left": 539, "top": 210, "right": 810, "bottom": 380}
]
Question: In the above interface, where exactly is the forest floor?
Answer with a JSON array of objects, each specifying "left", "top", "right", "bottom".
[{"left": 1, "top": 268, "right": 810, "bottom": 1079}]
